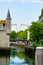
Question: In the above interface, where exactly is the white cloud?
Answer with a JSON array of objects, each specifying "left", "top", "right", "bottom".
[
  {"left": 0, "top": 0, "right": 30, "bottom": 3},
  {"left": 7, "top": 0, "right": 41, "bottom": 3},
  {"left": 7, "top": 0, "right": 14, "bottom": 2},
  {"left": 19, "top": 0, "right": 30, "bottom": 2},
  {"left": 32, "top": 0, "right": 42, "bottom": 3},
  {"left": 0, "top": 0, "right": 42, "bottom": 3},
  {"left": 0, "top": 0, "right": 4, "bottom": 2}
]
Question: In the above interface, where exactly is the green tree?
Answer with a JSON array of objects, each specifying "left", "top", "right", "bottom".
[
  {"left": 23, "top": 29, "right": 28, "bottom": 40},
  {"left": 10, "top": 31, "right": 17, "bottom": 40},
  {"left": 17, "top": 31, "right": 24, "bottom": 39},
  {"left": 17, "top": 29, "right": 28, "bottom": 40},
  {"left": 29, "top": 22, "right": 43, "bottom": 43}
]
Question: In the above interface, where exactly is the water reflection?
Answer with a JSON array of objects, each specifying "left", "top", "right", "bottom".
[
  {"left": 10, "top": 48, "right": 35, "bottom": 65},
  {"left": 0, "top": 56, "right": 9, "bottom": 65},
  {"left": 0, "top": 48, "right": 35, "bottom": 65},
  {"left": 10, "top": 56, "right": 25, "bottom": 63}
]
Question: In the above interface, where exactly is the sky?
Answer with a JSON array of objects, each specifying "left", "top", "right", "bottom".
[{"left": 0, "top": 0, "right": 43, "bottom": 31}]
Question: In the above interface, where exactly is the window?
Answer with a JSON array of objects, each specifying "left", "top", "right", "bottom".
[{"left": 3, "top": 24, "right": 5, "bottom": 27}]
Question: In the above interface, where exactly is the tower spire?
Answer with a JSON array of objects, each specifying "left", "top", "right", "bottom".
[{"left": 6, "top": 9, "right": 11, "bottom": 20}]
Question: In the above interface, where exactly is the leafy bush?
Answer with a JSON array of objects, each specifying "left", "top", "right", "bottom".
[
  {"left": 29, "top": 22, "right": 43, "bottom": 43},
  {"left": 39, "top": 39, "right": 43, "bottom": 44},
  {"left": 39, "top": 40, "right": 43, "bottom": 46},
  {"left": 32, "top": 40, "right": 43, "bottom": 49},
  {"left": 32, "top": 42, "right": 38, "bottom": 49}
]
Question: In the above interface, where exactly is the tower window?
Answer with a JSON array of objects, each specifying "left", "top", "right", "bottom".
[{"left": 3, "top": 24, "right": 5, "bottom": 27}]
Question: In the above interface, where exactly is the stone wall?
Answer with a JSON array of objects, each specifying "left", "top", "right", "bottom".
[
  {"left": 0, "top": 31, "right": 9, "bottom": 48},
  {"left": 5, "top": 20, "right": 11, "bottom": 34}
]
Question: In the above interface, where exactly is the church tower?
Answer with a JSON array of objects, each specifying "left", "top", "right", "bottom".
[{"left": 6, "top": 9, "right": 11, "bottom": 34}]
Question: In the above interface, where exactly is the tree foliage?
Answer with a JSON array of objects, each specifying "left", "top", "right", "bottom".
[
  {"left": 10, "top": 31, "right": 17, "bottom": 40},
  {"left": 17, "top": 29, "right": 28, "bottom": 40},
  {"left": 9, "top": 29, "right": 28, "bottom": 40},
  {"left": 17, "top": 30, "right": 23, "bottom": 39},
  {"left": 29, "top": 22, "right": 43, "bottom": 43},
  {"left": 23, "top": 29, "right": 28, "bottom": 40}
]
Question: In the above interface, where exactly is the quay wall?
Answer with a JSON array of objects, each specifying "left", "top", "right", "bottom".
[{"left": 0, "top": 48, "right": 10, "bottom": 56}]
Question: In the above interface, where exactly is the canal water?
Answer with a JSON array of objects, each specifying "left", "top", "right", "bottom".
[{"left": 0, "top": 48, "right": 35, "bottom": 65}]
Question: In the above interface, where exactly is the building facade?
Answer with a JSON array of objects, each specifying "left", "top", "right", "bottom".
[
  {"left": 0, "top": 10, "right": 11, "bottom": 48},
  {"left": 0, "top": 9, "right": 11, "bottom": 34}
]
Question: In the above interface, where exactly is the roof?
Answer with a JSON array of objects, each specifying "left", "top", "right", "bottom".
[
  {"left": 39, "top": 17, "right": 43, "bottom": 22},
  {"left": 0, "top": 20, "right": 6, "bottom": 24},
  {"left": 6, "top": 9, "right": 11, "bottom": 20}
]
